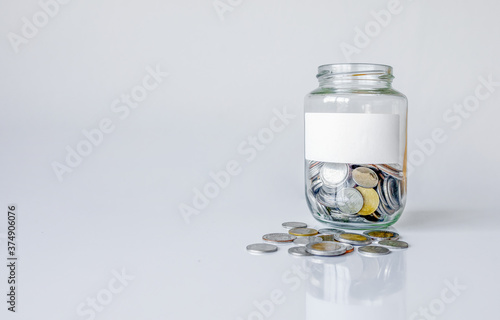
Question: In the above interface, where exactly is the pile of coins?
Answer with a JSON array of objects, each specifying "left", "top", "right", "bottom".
[
  {"left": 246, "top": 221, "right": 409, "bottom": 257},
  {"left": 306, "top": 162, "right": 405, "bottom": 224}
]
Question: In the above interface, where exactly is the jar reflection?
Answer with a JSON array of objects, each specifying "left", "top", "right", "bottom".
[{"left": 306, "top": 250, "right": 406, "bottom": 319}]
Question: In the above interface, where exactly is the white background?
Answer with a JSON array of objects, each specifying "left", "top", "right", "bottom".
[{"left": 0, "top": 1, "right": 499, "bottom": 319}]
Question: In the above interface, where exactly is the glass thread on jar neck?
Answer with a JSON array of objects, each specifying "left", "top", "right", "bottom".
[{"left": 317, "top": 63, "right": 394, "bottom": 89}]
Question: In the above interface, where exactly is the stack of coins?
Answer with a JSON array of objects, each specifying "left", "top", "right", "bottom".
[
  {"left": 246, "top": 222, "right": 409, "bottom": 257},
  {"left": 306, "top": 161, "right": 404, "bottom": 224}
]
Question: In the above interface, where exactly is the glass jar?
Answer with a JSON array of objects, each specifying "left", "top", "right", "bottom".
[{"left": 304, "top": 63, "right": 407, "bottom": 229}]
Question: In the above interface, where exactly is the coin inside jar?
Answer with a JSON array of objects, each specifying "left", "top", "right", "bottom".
[
  {"left": 355, "top": 187, "right": 380, "bottom": 215},
  {"left": 320, "top": 163, "right": 349, "bottom": 188},
  {"left": 316, "top": 188, "right": 338, "bottom": 207},
  {"left": 358, "top": 245, "right": 391, "bottom": 256},
  {"left": 363, "top": 211, "right": 384, "bottom": 222},
  {"left": 336, "top": 187, "right": 364, "bottom": 214},
  {"left": 363, "top": 230, "right": 399, "bottom": 241},
  {"left": 289, "top": 228, "right": 319, "bottom": 236},
  {"left": 262, "top": 233, "right": 297, "bottom": 243},
  {"left": 352, "top": 167, "right": 379, "bottom": 188},
  {"left": 334, "top": 233, "right": 372, "bottom": 245}
]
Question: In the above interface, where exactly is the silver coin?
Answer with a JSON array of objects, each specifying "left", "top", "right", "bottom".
[
  {"left": 352, "top": 167, "right": 379, "bottom": 188},
  {"left": 326, "top": 208, "right": 367, "bottom": 223},
  {"left": 305, "top": 241, "right": 346, "bottom": 256},
  {"left": 316, "top": 188, "right": 337, "bottom": 207},
  {"left": 386, "top": 177, "right": 401, "bottom": 209},
  {"left": 358, "top": 245, "right": 391, "bottom": 256},
  {"left": 378, "top": 239, "right": 408, "bottom": 249},
  {"left": 376, "top": 178, "right": 395, "bottom": 214},
  {"left": 262, "top": 233, "right": 297, "bottom": 243},
  {"left": 336, "top": 187, "right": 364, "bottom": 214},
  {"left": 282, "top": 222, "right": 308, "bottom": 229},
  {"left": 293, "top": 236, "right": 323, "bottom": 246},
  {"left": 363, "top": 230, "right": 399, "bottom": 241},
  {"left": 320, "top": 163, "right": 349, "bottom": 188},
  {"left": 334, "top": 233, "right": 372, "bottom": 245},
  {"left": 288, "top": 246, "right": 313, "bottom": 256},
  {"left": 373, "top": 164, "right": 403, "bottom": 180},
  {"left": 246, "top": 243, "right": 278, "bottom": 254},
  {"left": 309, "top": 161, "right": 323, "bottom": 178},
  {"left": 383, "top": 177, "right": 396, "bottom": 209},
  {"left": 318, "top": 234, "right": 335, "bottom": 241},
  {"left": 318, "top": 228, "right": 345, "bottom": 235}
]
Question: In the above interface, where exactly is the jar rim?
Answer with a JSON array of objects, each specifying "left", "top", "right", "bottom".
[{"left": 317, "top": 63, "right": 393, "bottom": 79}]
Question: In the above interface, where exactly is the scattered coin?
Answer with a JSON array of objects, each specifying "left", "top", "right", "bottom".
[
  {"left": 318, "top": 228, "right": 345, "bottom": 235},
  {"left": 336, "top": 187, "right": 364, "bottom": 214},
  {"left": 305, "top": 241, "right": 346, "bottom": 256},
  {"left": 320, "top": 163, "right": 349, "bottom": 188},
  {"left": 289, "top": 228, "right": 319, "bottom": 236},
  {"left": 334, "top": 233, "right": 372, "bottom": 245},
  {"left": 358, "top": 245, "right": 391, "bottom": 256},
  {"left": 282, "top": 222, "right": 307, "bottom": 229},
  {"left": 344, "top": 244, "right": 354, "bottom": 253},
  {"left": 262, "top": 233, "right": 297, "bottom": 243},
  {"left": 355, "top": 187, "right": 380, "bottom": 216},
  {"left": 378, "top": 239, "right": 409, "bottom": 249},
  {"left": 318, "top": 234, "right": 336, "bottom": 241},
  {"left": 246, "top": 243, "right": 278, "bottom": 254},
  {"left": 293, "top": 236, "right": 323, "bottom": 246},
  {"left": 288, "top": 246, "right": 313, "bottom": 256},
  {"left": 352, "top": 167, "right": 379, "bottom": 188},
  {"left": 363, "top": 230, "right": 399, "bottom": 241}
]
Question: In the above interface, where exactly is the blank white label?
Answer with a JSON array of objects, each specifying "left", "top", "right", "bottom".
[{"left": 305, "top": 113, "right": 400, "bottom": 164}]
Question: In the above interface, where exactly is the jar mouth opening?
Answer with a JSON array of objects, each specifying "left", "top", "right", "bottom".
[{"left": 317, "top": 63, "right": 394, "bottom": 81}]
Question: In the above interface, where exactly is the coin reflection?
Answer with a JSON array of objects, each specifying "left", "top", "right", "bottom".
[{"left": 305, "top": 249, "right": 406, "bottom": 320}]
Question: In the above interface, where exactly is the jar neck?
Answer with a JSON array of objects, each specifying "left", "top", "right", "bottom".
[{"left": 317, "top": 63, "right": 394, "bottom": 90}]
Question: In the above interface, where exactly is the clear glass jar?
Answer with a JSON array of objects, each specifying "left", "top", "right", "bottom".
[{"left": 304, "top": 63, "right": 407, "bottom": 229}]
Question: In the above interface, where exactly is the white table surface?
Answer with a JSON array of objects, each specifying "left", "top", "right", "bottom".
[{"left": 2, "top": 200, "right": 497, "bottom": 320}]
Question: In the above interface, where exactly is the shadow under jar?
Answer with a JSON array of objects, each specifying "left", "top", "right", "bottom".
[{"left": 304, "top": 63, "right": 407, "bottom": 229}]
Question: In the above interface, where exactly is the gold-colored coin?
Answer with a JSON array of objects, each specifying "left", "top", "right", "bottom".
[
  {"left": 363, "top": 230, "right": 399, "bottom": 240},
  {"left": 335, "top": 233, "right": 372, "bottom": 245},
  {"left": 355, "top": 187, "right": 380, "bottom": 215},
  {"left": 352, "top": 167, "right": 379, "bottom": 188},
  {"left": 339, "top": 233, "right": 369, "bottom": 242},
  {"left": 289, "top": 227, "right": 319, "bottom": 236},
  {"left": 368, "top": 231, "right": 395, "bottom": 238}
]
